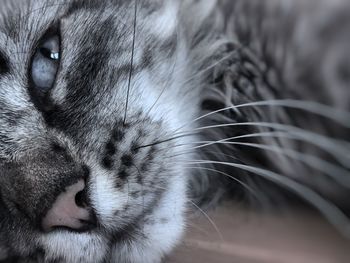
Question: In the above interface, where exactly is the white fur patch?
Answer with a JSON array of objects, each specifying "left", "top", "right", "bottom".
[
  {"left": 40, "top": 232, "right": 107, "bottom": 263},
  {"left": 152, "top": 0, "right": 179, "bottom": 39},
  {"left": 111, "top": 171, "right": 187, "bottom": 263},
  {"left": 89, "top": 164, "right": 129, "bottom": 228}
]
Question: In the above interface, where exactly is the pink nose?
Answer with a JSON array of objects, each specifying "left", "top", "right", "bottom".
[{"left": 42, "top": 180, "right": 96, "bottom": 232}]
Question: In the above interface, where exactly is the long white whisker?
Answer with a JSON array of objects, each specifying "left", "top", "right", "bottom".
[
  {"left": 169, "top": 124, "right": 350, "bottom": 169},
  {"left": 188, "top": 200, "right": 224, "bottom": 241},
  {"left": 235, "top": 100, "right": 350, "bottom": 128},
  {"left": 184, "top": 166, "right": 259, "bottom": 199},
  {"left": 181, "top": 50, "right": 237, "bottom": 86},
  {"left": 178, "top": 160, "right": 350, "bottom": 238},
  {"left": 145, "top": 22, "right": 179, "bottom": 117},
  {"left": 172, "top": 140, "right": 350, "bottom": 187},
  {"left": 185, "top": 122, "right": 350, "bottom": 162},
  {"left": 175, "top": 99, "right": 350, "bottom": 134}
]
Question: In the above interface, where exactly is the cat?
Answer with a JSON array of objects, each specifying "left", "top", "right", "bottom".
[{"left": 0, "top": 0, "right": 349, "bottom": 262}]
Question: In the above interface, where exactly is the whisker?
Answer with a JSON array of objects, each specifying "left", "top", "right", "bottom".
[
  {"left": 234, "top": 100, "right": 350, "bottom": 128},
  {"left": 185, "top": 221, "right": 212, "bottom": 237},
  {"left": 179, "top": 141, "right": 350, "bottom": 187},
  {"left": 169, "top": 130, "right": 350, "bottom": 169},
  {"left": 183, "top": 166, "right": 260, "bottom": 200},
  {"left": 169, "top": 131, "right": 289, "bottom": 149},
  {"left": 177, "top": 160, "right": 350, "bottom": 238},
  {"left": 123, "top": 0, "right": 138, "bottom": 125},
  {"left": 167, "top": 123, "right": 350, "bottom": 173},
  {"left": 170, "top": 135, "right": 350, "bottom": 187},
  {"left": 133, "top": 132, "right": 197, "bottom": 150},
  {"left": 185, "top": 121, "right": 350, "bottom": 162},
  {"left": 188, "top": 200, "right": 224, "bottom": 241},
  {"left": 180, "top": 45, "right": 239, "bottom": 86},
  {"left": 150, "top": 129, "right": 349, "bottom": 172},
  {"left": 145, "top": 22, "right": 180, "bottom": 117},
  {"left": 175, "top": 99, "right": 350, "bottom": 134},
  {"left": 145, "top": 68, "right": 175, "bottom": 117}
]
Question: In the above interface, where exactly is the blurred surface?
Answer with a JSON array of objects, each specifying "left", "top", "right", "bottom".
[{"left": 168, "top": 203, "right": 350, "bottom": 263}]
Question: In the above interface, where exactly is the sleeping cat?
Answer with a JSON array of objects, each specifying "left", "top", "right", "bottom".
[{"left": 0, "top": 0, "right": 349, "bottom": 262}]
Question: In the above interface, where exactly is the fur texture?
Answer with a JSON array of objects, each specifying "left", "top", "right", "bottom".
[{"left": 0, "top": 0, "right": 349, "bottom": 262}]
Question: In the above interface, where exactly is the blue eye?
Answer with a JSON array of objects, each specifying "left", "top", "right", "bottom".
[{"left": 31, "top": 35, "right": 60, "bottom": 91}]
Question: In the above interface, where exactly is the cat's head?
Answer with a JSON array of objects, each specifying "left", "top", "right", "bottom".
[{"left": 0, "top": 0, "right": 218, "bottom": 261}]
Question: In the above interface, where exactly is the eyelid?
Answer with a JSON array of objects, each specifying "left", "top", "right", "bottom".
[{"left": 42, "top": 35, "right": 60, "bottom": 52}]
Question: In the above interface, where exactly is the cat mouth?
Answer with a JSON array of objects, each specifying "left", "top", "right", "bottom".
[{"left": 47, "top": 217, "right": 98, "bottom": 234}]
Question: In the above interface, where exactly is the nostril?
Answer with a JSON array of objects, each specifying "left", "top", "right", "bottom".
[
  {"left": 75, "top": 188, "right": 88, "bottom": 208},
  {"left": 42, "top": 179, "right": 96, "bottom": 233}
]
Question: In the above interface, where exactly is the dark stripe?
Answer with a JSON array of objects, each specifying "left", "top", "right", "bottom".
[
  {"left": 140, "top": 145, "right": 157, "bottom": 172},
  {"left": 112, "top": 128, "right": 125, "bottom": 142},
  {"left": 43, "top": 18, "right": 114, "bottom": 136},
  {"left": 105, "top": 141, "right": 116, "bottom": 156},
  {"left": 0, "top": 51, "right": 9, "bottom": 76},
  {"left": 102, "top": 156, "right": 114, "bottom": 170},
  {"left": 121, "top": 154, "right": 133, "bottom": 167},
  {"left": 118, "top": 169, "right": 128, "bottom": 180},
  {"left": 141, "top": 48, "right": 154, "bottom": 68},
  {"left": 64, "top": 0, "right": 102, "bottom": 18},
  {"left": 159, "top": 32, "right": 178, "bottom": 58}
]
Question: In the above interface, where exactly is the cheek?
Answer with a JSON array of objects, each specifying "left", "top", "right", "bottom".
[
  {"left": 0, "top": 80, "right": 31, "bottom": 110},
  {"left": 88, "top": 161, "right": 168, "bottom": 231},
  {"left": 85, "top": 123, "right": 165, "bottom": 230},
  {"left": 89, "top": 167, "right": 130, "bottom": 227},
  {"left": 134, "top": 86, "right": 196, "bottom": 133}
]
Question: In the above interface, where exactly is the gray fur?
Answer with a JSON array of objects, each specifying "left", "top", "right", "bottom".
[{"left": 0, "top": 0, "right": 349, "bottom": 262}]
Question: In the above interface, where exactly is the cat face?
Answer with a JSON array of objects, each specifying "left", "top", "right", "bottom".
[
  {"left": 2, "top": 0, "right": 350, "bottom": 261},
  {"left": 0, "top": 0, "right": 206, "bottom": 262}
]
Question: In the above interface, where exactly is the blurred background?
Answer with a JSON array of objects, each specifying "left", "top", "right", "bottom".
[{"left": 169, "top": 203, "right": 350, "bottom": 263}]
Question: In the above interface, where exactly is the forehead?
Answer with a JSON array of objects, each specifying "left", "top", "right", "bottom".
[
  {"left": 0, "top": 1, "right": 132, "bottom": 38},
  {"left": 0, "top": 0, "right": 177, "bottom": 68},
  {"left": 0, "top": 0, "right": 180, "bottom": 136},
  {"left": 0, "top": 0, "right": 135, "bottom": 101},
  {"left": 0, "top": 0, "right": 172, "bottom": 42}
]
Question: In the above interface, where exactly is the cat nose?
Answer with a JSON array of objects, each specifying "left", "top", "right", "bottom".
[{"left": 42, "top": 180, "right": 96, "bottom": 232}]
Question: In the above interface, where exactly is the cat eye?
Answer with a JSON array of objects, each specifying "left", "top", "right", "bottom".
[{"left": 30, "top": 34, "right": 60, "bottom": 91}]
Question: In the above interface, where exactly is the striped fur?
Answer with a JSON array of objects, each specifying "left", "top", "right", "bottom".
[{"left": 0, "top": 0, "right": 349, "bottom": 262}]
